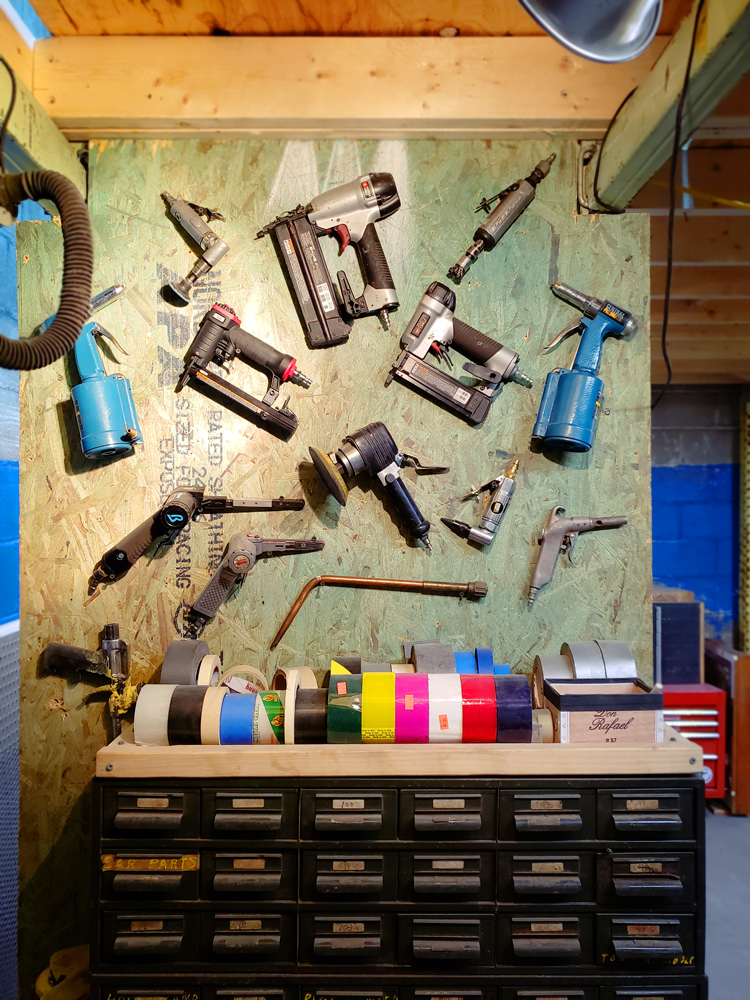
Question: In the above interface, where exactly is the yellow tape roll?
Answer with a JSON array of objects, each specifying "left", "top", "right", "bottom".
[
  {"left": 330, "top": 660, "right": 352, "bottom": 675},
  {"left": 361, "top": 672, "right": 396, "bottom": 743}
]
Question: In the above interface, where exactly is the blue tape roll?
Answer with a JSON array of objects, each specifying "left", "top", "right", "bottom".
[
  {"left": 493, "top": 664, "right": 511, "bottom": 675},
  {"left": 219, "top": 692, "right": 256, "bottom": 745},
  {"left": 475, "top": 648, "right": 495, "bottom": 674},
  {"left": 494, "top": 674, "right": 532, "bottom": 743},
  {"left": 454, "top": 651, "right": 477, "bottom": 674}
]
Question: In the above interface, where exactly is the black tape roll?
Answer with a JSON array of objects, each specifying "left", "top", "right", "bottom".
[
  {"left": 332, "top": 655, "right": 362, "bottom": 674},
  {"left": 160, "top": 639, "right": 210, "bottom": 685},
  {"left": 495, "top": 674, "right": 533, "bottom": 743},
  {"left": 167, "top": 685, "right": 210, "bottom": 745},
  {"left": 294, "top": 687, "right": 328, "bottom": 744}
]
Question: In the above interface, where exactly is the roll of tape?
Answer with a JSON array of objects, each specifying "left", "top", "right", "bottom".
[
  {"left": 294, "top": 688, "right": 328, "bottom": 744},
  {"left": 361, "top": 661, "right": 391, "bottom": 673},
  {"left": 332, "top": 655, "right": 362, "bottom": 674},
  {"left": 253, "top": 694, "right": 274, "bottom": 744},
  {"left": 532, "top": 654, "right": 574, "bottom": 708},
  {"left": 256, "top": 691, "right": 284, "bottom": 744},
  {"left": 532, "top": 708, "right": 554, "bottom": 743},
  {"left": 460, "top": 675, "right": 497, "bottom": 743},
  {"left": 495, "top": 674, "right": 533, "bottom": 743},
  {"left": 282, "top": 668, "right": 311, "bottom": 745},
  {"left": 475, "top": 647, "right": 494, "bottom": 674},
  {"left": 361, "top": 673, "right": 396, "bottom": 743},
  {"left": 391, "top": 663, "right": 415, "bottom": 674},
  {"left": 167, "top": 685, "right": 209, "bottom": 745},
  {"left": 454, "top": 650, "right": 477, "bottom": 674},
  {"left": 272, "top": 666, "right": 318, "bottom": 691},
  {"left": 428, "top": 674, "right": 463, "bottom": 743},
  {"left": 596, "top": 640, "right": 637, "bottom": 679},
  {"left": 330, "top": 661, "right": 352, "bottom": 676},
  {"left": 134, "top": 684, "right": 177, "bottom": 746},
  {"left": 200, "top": 686, "right": 228, "bottom": 745},
  {"left": 411, "top": 642, "right": 456, "bottom": 674},
  {"left": 327, "top": 674, "right": 363, "bottom": 744},
  {"left": 197, "top": 654, "right": 222, "bottom": 687},
  {"left": 561, "top": 641, "right": 606, "bottom": 679},
  {"left": 220, "top": 664, "right": 269, "bottom": 692},
  {"left": 395, "top": 674, "right": 429, "bottom": 743},
  {"left": 160, "top": 639, "right": 210, "bottom": 685},
  {"left": 219, "top": 693, "right": 256, "bottom": 745},
  {"left": 493, "top": 664, "right": 511, "bottom": 675}
]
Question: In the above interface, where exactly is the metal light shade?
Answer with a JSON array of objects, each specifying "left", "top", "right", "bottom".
[{"left": 517, "top": 0, "right": 664, "bottom": 62}]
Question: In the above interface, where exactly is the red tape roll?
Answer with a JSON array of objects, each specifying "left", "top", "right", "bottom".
[{"left": 460, "top": 675, "right": 497, "bottom": 743}]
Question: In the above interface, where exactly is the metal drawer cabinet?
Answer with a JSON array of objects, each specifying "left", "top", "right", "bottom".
[
  {"left": 99, "top": 851, "right": 200, "bottom": 901},
  {"left": 497, "top": 852, "right": 595, "bottom": 905},
  {"left": 301, "top": 791, "right": 398, "bottom": 840},
  {"left": 597, "top": 915, "right": 696, "bottom": 969},
  {"left": 497, "top": 914, "right": 593, "bottom": 965},
  {"left": 596, "top": 854, "right": 696, "bottom": 908},
  {"left": 400, "top": 851, "right": 494, "bottom": 902},
  {"left": 98, "top": 911, "right": 200, "bottom": 968},
  {"left": 399, "top": 914, "right": 495, "bottom": 966},
  {"left": 203, "top": 789, "right": 298, "bottom": 840},
  {"left": 200, "top": 910, "right": 297, "bottom": 964},
  {"left": 400, "top": 790, "right": 495, "bottom": 840},
  {"left": 301, "top": 850, "right": 398, "bottom": 901},
  {"left": 102, "top": 789, "right": 200, "bottom": 840},
  {"left": 498, "top": 792, "right": 595, "bottom": 842},
  {"left": 596, "top": 791, "right": 694, "bottom": 841},
  {"left": 299, "top": 914, "right": 397, "bottom": 964},
  {"left": 201, "top": 850, "right": 297, "bottom": 900},
  {"left": 500, "top": 988, "right": 598, "bottom": 1000}
]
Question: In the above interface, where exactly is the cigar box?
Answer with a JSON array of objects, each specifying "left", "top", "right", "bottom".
[{"left": 544, "top": 677, "right": 664, "bottom": 745}]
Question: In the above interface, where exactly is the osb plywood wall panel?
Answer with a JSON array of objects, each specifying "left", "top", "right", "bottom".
[{"left": 17, "top": 138, "right": 650, "bottom": 976}]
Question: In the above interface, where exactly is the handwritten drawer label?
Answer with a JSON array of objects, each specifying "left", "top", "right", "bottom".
[
  {"left": 230, "top": 919, "right": 262, "bottom": 931},
  {"left": 626, "top": 798, "right": 660, "bottom": 811},
  {"left": 630, "top": 862, "right": 663, "bottom": 874},
  {"left": 102, "top": 854, "right": 198, "bottom": 872},
  {"left": 332, "top": 860, "right": 366, "bottom": 872},
  {"left": 530, "top": 799, "right": 563, "bottom": 811},
  {"left": 332, "top": 799, "right": 365, "bottom": 810},
  {"left": 234, "top": 858, "right": 266, "bottom": 870},
  {"left": 332, "top": 922, "right": 365, "bottom": 934},
  {"left": 531, "top": 862, "right": 565, "bottom": 874},
  {"left": 627, "top": 924, "right": 660, "bottom": 936}
]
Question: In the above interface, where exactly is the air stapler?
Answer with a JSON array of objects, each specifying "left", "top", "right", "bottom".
[{"left": 386, "top": 282, "right": 532, "bottom": 425}]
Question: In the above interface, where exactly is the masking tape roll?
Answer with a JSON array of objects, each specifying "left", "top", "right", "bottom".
[
  {"left": 460, "top": 674, "right": 497, "bottom": 743},
  {"left": 428, "top": 674, "right": 463, "bottom": 743},
  {"left": 532, "top": 654, "right": 574, "bottom": 709},
  {"left": 134, "top": 684, "right": 177, "bottom": 746},
  {"left": 561, "top": 641, "right": 607, "bottom": 679},
  {"left": 294, "top": 687, "right": 328, "bottom": 743},
  {"left": 533, "top": 707, "right": 554, "bottom": 743},
  {"left": 167, "top": 685, "right": 209, "bottom": 745},
  {"left": 327, "top": 674, "right": 363, "bottom": 744},
  {"left": 200, "top": 686, "right": 228, "bottom": 745},
  {"left": 390, "top": 663, "right": 415, "bottom": 674},
  {"left": 395, "top": 674, "right": 429, "bottom": 743},
  {"left": 283, "top": 669, "right": 306, "bottom": 745},
  {"left": 221, "top": 664, "right": 269, "bottom": 692},
  {"left": 197, "top": 654, "right": 222, "bottom": 687},
  {"left": 596, "top": 640, "right": 637, "bottom": 679},
  {"left": 219, "top": 693, "right": 256, "bottom": 745},
  {"left": 272, "top": 665, "right": 318, "bottom": 691},
  {"left": 495, "top": 674, "right": 533, "bottom": 743},
  {"left": 361, "top": 672, "right": 396, "bottom": 743},
  {"left": 160, "top": 639, "right": 210, "bottom": 685}
]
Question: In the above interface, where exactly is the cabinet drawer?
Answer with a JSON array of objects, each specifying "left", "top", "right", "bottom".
[
  {"left": 207, "top": 991, "right": 298, "bottom": 1000},
  {"left": 305, "top": 991, "right": 397, "bottom": 1000},
  {"left": 202, "top": 851, "right": 296, "bottom": 900},
  {"left": 400, "top": 791, "right": 495, "bottom": 840},
  {"left": 99, "top": 852, "right": 200, "bottom": 901},
  {"left": 100, "top": 911, "right": 199, "bottom": 966},
  {"left": 102, "top": 789, "right": 200, "bottom": 840},
  {"left": 301, "top": 851, "right": 397, "bottom": 900},
  {"left": 300, "top": 914, "right": 396, "bottom": 964},
  {"left": 597, "top": 791, "right": 694, "bottom": 840},
  {"left": 202, "top": 911, "right": 296, "bottom": 962},
  {"left": 301, "top": 791, "right": 397, "bottom": 840},
  {"left": 597, "top": 854, "right": 696, "bottom": 907},
  {"left": 501, "top": 990, "right": 598, "bottom": 1000},
  {"left": 498, "top": 853, "right": 594, "bottom": 904},
  {"left": 402, "top": 852, "right": 494, "bottom": 901},
  {"left": 498, "top": 915, "right": 592, "bottom": 965},
  {"left": 597, "top": 914, "right": 696, "bottom": 968},
  {"left": 404, "top": 990, "right": 495, "bottom": 1000},
  {"left": 400, "top": 915, "right": 494, "bottom": 966},
  {"left": 92, "top": 989, "right": 202, "bottom": 1000},
  {"left": 203, "top": 790, "right": 297, "bottom": 839},
  {"left": 500, "top": 791, "right": 594, "bottom": 841},
  {"left": 600, "top": 988, "right": 700, "bottom": 1000}
]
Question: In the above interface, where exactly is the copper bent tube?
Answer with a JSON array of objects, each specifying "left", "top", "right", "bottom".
[{"left": 270, "top": 575, "right": 488, "bottom": 649}]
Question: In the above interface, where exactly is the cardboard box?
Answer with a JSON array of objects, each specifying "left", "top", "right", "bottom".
[{"left": 544, "top": 678, "right": 664, "bottom": 745}]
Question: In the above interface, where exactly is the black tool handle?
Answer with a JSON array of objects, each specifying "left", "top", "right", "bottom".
[
  {"left": 190, "top": 563, "right": 240, "bottom": 621},
  {"left": 233, "top": 326, "right": 296, "bottom": 381},
  {"left": 357, "top": 223, "right": 396, "bottom": 291},
  {"left": 382, "top": 472, "right": 430, "bottom": 544},
  {"left": 98, "top": 514, "right": 160, "bottom": 580},
  {"left": 452, "top": 317, "right": 503, "bottom": 364}
]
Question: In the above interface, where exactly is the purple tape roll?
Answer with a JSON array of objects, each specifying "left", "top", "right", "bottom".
[
  {"left": 495, "top": 673, "right": 533, "bottom": 743},
  {"left": 395, "top": 674, "right": 429, "bottom": 743}
]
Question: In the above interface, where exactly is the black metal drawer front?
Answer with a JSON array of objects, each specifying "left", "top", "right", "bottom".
[
  {"left": 597, "top": 854, "right": 695, "bottom": 907},
  {"left": 501, "top": 990, "right": 597, "bottom": 1000},
  {"left": 401, "top": 791, "right": 495, "bottom": 840},
  {"left": 500, "top": 915, "right": 590, "bottom": 965},
  {"left": 301, "top": 851, "right": 397, "bottom": 900},
  {"left": 404, "top": 915, "right": 494, "bottom": 965},
  {"left": 102, "top": 912, "right": 196, "bottom": 965},
  {"left": 100, "top": 852, "right": 200, "bottom": 900},
  {"left": 204, "top": 790, "right": 297, "bottom": 839},
  {"left": 405, "top": 852, "right": 492, "bottom": 900},
  {"left": 501, "top": 792, "right": 594, "bottom": 841},
  {"left": 302, "top": 914, "right": 395, "bottom": 964},
  {"left": 204, "top": 911, "right": 295, "bottom": 962},
  {"left": 302, "top": 791, "right": 397, "bottom": 840},
  {"left": 498, "top": 853, "right": 593, "bottom": 904},
  {"left": 203, "top": 851, "right": 296, "bottom": 900},
  {"left": 103, "top": 789, "right": 200, "bottom": 839},
  {"left": 598, "top": 791, "right": 694, "bottom": 840},
  {"left": 599, "top": 915, "right": 696, "bottom": 968}
]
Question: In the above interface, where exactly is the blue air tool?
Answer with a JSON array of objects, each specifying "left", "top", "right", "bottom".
[{"left": 532, "top": 282, "right": 636, "bottom": 452}]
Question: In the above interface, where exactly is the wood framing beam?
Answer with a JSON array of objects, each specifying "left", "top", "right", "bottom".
[
  {"left": 585, "top": 0, "right": 750, "bottom": 209},
  {"left": 32, "top": 36, "right": 666, "bottom": 140},
  {"left": 0, "top": 7, "right": 33, "bottom": 89}
]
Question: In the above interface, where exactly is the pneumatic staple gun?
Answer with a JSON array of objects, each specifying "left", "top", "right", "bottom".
[
  {"left": 176, "top": 303, "right": 312, "bottom": 438},
  {"left": 257, "top": 173, "right": 401, "bottom": 347},
  {"left": 532, "top": 282, "right": 636, "bottom": 452},
  {"left": 386, "top": 282, "right": 532, "bottom": 425}
]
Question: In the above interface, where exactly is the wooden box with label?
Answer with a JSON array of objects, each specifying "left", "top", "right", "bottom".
[{"left": 544, "top": 679, "right": 664, "bottom": 745}]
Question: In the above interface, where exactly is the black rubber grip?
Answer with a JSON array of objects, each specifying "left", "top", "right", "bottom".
[
  {"left": 234, "top": 326, "right": 295, "bottom": 380},
  {"left": 357, "top": 223, "right": 395, "bottom": 291},
  {"left": 383, "top": 474, "right": 430, "bottom": 543},
  {"left": 452, "top": 318, "right": 504, "bottom": 364},
  {"left": 100, "top": 514, "right": 159, "bottom": 578}
]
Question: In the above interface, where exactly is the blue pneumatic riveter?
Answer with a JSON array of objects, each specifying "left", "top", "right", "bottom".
[{"left": 532, "top": 282, "right": 636, "bottom": 452}]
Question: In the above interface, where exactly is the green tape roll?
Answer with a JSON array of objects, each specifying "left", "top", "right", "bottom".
[
  {"left": 261, "top": 690, "right": 285, "bottom": 744},
  {"left": 327, "top": 674, "right": 363, "bottom": 744}
]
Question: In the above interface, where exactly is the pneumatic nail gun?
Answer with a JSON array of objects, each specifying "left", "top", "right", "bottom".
[
  {"left": 385, "top": 282, "right": 532, "bottom": 425},
  {"left": 256, "top": 173, "right": 401, "bottom": 347}
]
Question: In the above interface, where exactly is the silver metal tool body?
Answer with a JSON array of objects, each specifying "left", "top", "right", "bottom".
[
  {"left": 442, "top": 460, "right": 519, "bottom": 546},
  {"left": 163, "top": 191, "right": 229, "bottom": 301}
]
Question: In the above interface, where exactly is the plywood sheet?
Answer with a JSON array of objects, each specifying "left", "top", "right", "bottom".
[{"left": 17, "top": 138, "right": 651, "bottom": 977}]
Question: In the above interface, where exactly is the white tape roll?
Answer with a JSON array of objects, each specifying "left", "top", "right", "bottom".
[
  {"left": 532, "top": 708, "right": 554, "bottom": 743},
  {"left": 561, "top": 641, "right": 607, "bottom": 679},
  {"left": 428, "top": 674, "right": 463, "bottom": 743},
  {"left": 197, "top": 654, "right": 222, "bottom": 687},
  {"left": 532, "top": 654, "right": 574, "bottom": 708},
  {"left": 134, "top": 684, "right": 177, "bottom": 746},
  {"left": 596, "top": 640, "right": 638, "bottom": 679},
  {"left": 273, "top": 666, "right": 318, "bottom": 692},
  {"left": 200, "top": 686, "right": 228, "bottom": 745},
  {"left": 221, "top": 664, "right": 269, "bottom": 691}
]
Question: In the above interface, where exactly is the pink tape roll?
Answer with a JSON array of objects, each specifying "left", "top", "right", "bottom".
[{"left": 395, "top": 674, "right": 429, "bottom": 744}]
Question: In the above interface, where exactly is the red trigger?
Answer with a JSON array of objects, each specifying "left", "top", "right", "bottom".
[{"left": 334, "top": 225, "right": 351, "bottom": 253}]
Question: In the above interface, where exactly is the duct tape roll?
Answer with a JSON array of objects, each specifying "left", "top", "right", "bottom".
[
  {"left": 410, "top": 642, "right": 457, "bottom": 674},
  {"left": 134, "top": 684, "right": 177, "bottom": 746},
  {"left": 596, "top": 640, "right": 637, "bottom": 679},
  {"left": 532, "top": 708, "right": 554, "bottom": 744},
  {"left": 475, "top": 647, "right": 494, "bottom": 674},
  {"left": 197, "top": 654, "right": 222, "bottom": 687},
  {"left": 327, "top": 674, "right": 363, "bottom": 744},
  {"left": 252, "top": 692, "right": 274, "bottom": 744},
  {"left": 561, "top": 641, "right": 607, "bottom": 679},
  {"left": 361, "top": 661, "right": 392, "bottom": 673},
  {"left": 361, "top": 673, "right": 396, "bottom": 743},
  {"left": 532, "top": 654, "right": 575, "bottom": 708},
  {"left": 395, "top": 674, "right": 429, "bottom": 743},
  {"left": 167, "top": 685, "right": 209, "bottom": 745},
  {"left": 255, "top": 690, "right": 285, "bottom": 744},
  {"left": 294, "top": 687, "right": 328, "bottom": 744},
  {"left": 391, "top": 663, "right": 415, "bottom": 674},
  {"left": 428, "top": 674, "right": 463, "bottom": 743},
  {"left": 332, "top": 655, "right": 362, "bottom": 674},
  {"left": 220, "top": 664, "right": 269, "bottom": 692},
  {"left": 460, "top": 675, "right": 497, "bottom": 743},
  {"left": 272, "top": 665, "right": 318, "bottom": 691},
  {"left": 495, "top": 674, "right": 533, "bottom": 743},
  {"left": 454, "top": 650, "right": 477, "bottom": 674},
  {"left": 160, "top": 639, "right": 210, "bottom": 685},
  {"left": 219, "top": 693, "right": 256, "bottom": 745},
  {"left": 200, "top": 686, "right": 228, "bottom": 745}
]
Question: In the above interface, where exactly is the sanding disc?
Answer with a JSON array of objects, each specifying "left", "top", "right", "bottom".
[
  {"left": 160, "top": 639, "right": 210, "bottom": 685},
  {"left": 309, "top": 446, "right": 349, "bottom": 505}
]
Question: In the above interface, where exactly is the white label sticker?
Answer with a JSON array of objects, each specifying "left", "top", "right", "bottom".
[
  {"left": 233, "top": 798, "right": 264, "bottom": 809},
  {"left": 135, "top": 797, "right": 169, "bottom": 809},
  {"left": 433, "top": 798, "right": 465, "bottom": 809},
  {"left": 332, "top": 922, "right": 365, "bottom": 933},
  {"left": 332, "top": 798, "right": 365, "bottom": 810},
  {"left": 317, "top": 282, "right": 335, "bottom": 313},
  {"left": 332, "top": 860, "right": 366, "bottom": 872},
  {"left": 432, "top": 859, "right": 465, "bottom": 870},
  {"left": 453, "top": 387, "right": 471, "bottom": 405},
  {"left": 530, "top": 922, "right": 564, "bottom": 933}
]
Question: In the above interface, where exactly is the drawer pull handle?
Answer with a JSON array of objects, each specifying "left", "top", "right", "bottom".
[
  {"left": 213, "top": 933, "right": 280, "bottom": 955},
  {"left": 414, "top": 814, "right": 481, "bottom": 832},
  {"left": 313, "top": 936, "right": 381, "bottom": 957},
  {"left": 413, "top": 875, "right": 481, "bottom": 894},
  {"left": 114, "top": 811, "right": 181, "bottom": 831},
  {"left": 315, "top": 814, "right": 382, "bottom": 831},
  {"left": 613, "top": 938, "right": 683, "bottom": 961},
  {"left": 213, "top": 873, "right": 282, "bottom": 892},
  {"left": 512, "top": 875, "right": 581, "bottom": 895},
  {"left": 513, "top": 937, "right": 581, "bottom": 959},
  {"left": 111, "top": 873, "right": 183, "bottom": 892},
  {"left": 413, "top": 940, "right": 481, "bottom": 959},
  {"left": 613, "top": 876, "right": 683, "bottom": 897},
  {"left": 113, "top": 934, "right": 182, "bottom": 956},
  {"left": 515, "top": 814, "right": 582, "bottom": 832},
  {"left": 214, "top": 813, "right": 281, "bottom": 832},
  {"left": 612, "top": 812, "right": 682, "bottom": 833},
  {"left": 316, "top": 875, "right": 384, "bottom": 893}
]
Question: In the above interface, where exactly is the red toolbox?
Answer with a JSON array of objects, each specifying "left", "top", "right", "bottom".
[{"left": 664, "top": 683, "right": 727, "bottom": 798}]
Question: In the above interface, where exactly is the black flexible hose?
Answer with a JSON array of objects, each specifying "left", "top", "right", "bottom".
[{"left": 0, "top": 170, "right": 93, "bottom": 370}]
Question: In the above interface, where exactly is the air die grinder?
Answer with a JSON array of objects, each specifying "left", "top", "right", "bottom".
[
  {"left": 162, "top": 192, "right": 229, "bottom": 302},
  {"left": 532, "top": 282, "right": 636, "bottom": 452},
  {"left": 309, "top": 422, "right": 449, "bottom": 549},
  {"left": 257, "top": 173, "right": 401, "bottom": 347},
  {"left": 386, "top": 282, "right": 532, "bottom": 425},
  {"left": 442, "top": 460, "right": 519, "bottom": 547}
]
